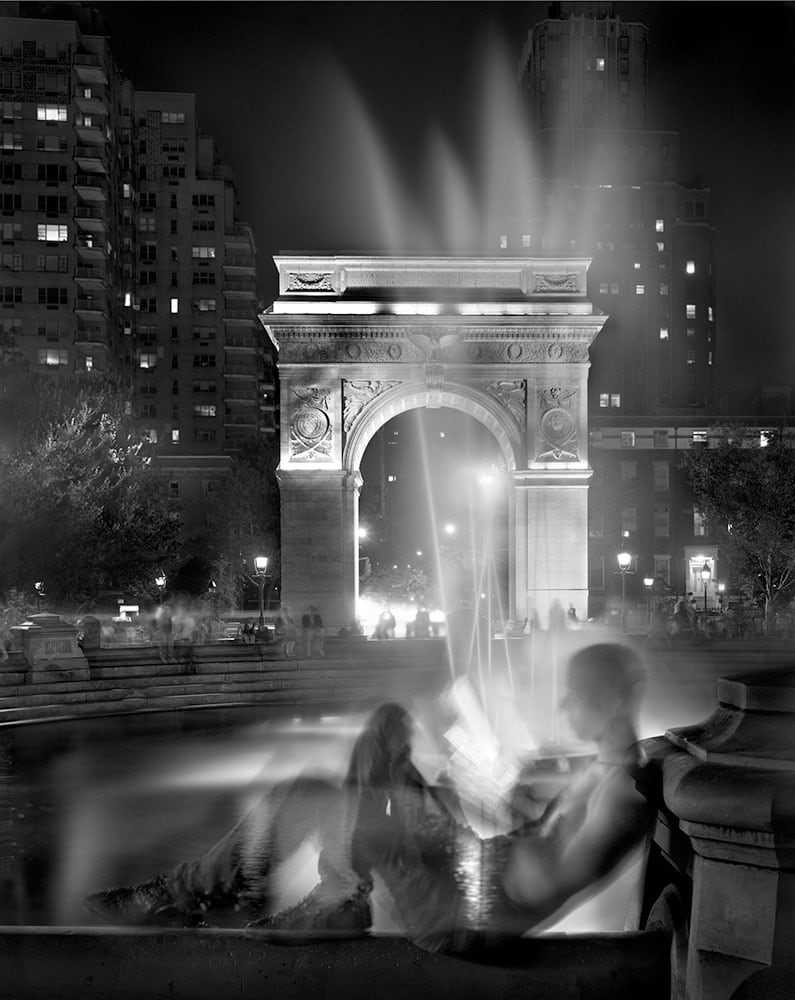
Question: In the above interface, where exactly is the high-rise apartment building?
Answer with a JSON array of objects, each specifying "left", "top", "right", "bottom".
[
  {"left": 510, "top": 2, "right": 717, "bottom": 417},
  {"left": 0, "top": 3, "right": 277, "bottom": 542},
  {"left": 504, "top": 3, "right": 721, "bottom": 610}
]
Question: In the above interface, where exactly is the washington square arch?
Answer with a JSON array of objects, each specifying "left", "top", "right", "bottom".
[{"left": 260, "top": 256, "right": 606, "bottom": 636}]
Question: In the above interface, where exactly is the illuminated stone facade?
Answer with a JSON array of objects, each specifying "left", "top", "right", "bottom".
[{"left": 261, "top": 255, "right": 606, "bottom": 630}]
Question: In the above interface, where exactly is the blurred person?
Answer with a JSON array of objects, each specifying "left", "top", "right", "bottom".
[
  {"left": 85, "top": 643, "right": 651, "bottom": 953},
  {"left": 154, "top": 599, "right": 174, "bottom": 663},
  {"left": 373, "top": 608, "right": 396, "bottom": 640},
  {"left": 275, "top": 606, "right": 297, "bottom": 657},
  {"left": 671, "top": 597, "right": 694, "bottom": 638},
  {"left": 301, "top": 605, "right": 325, "bottom": 657},
  {"left": 413, "top": 606, "right": 431, "bottom": 639},
  {"left": 646, "top": 602, "right": 670, "bottom": 647}
]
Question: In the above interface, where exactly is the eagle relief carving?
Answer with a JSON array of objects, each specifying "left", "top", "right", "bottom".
[
  {"left": 408, "top": 328, "right": 460, "bottom": 360},
  {"left": 342, "top": 380, "right": 399, "bottom": 434},
  {"left": 290, "top": 386, "right": 332, "bottom": 461},
  {"left": 537, "top": 387, "right": 579, "bottom": 461},
  {"left": 487, "top": 380, "right": 526, "bottom": 429}
]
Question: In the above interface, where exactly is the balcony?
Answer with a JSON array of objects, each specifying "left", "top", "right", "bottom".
[
  {"left": 75, "top": 120, "right": 107, "bottom": 146},
  {"left": 74, "top": 326, "right": 108, "bottom": 346},
  {"left": 223, "top": 308, "right": 255, "bottom": 323},
  {"left": 75, "top": 234, "right": 105, "bottom": 261},
  {"left": 74, "top": 145, "right": 107, "bottom": 175},
  {"left": 74, "top": 88, "right": 109, "bottom": 116},
  {"left": 223, "top": 337, "right": 257, "bottom": 351},
  {"left": 223, "top": 280, "right": 257, "bottom": 296},
  {"left": 75, "top": 174, "right": 108, "bottom": 202},
  {"left": 74, "top": 206, "right": 107, "bottom": 234},
  {"left": 74, "top": 265, "right": 106, "bottom": 290},
  {"left": 223, "top": 364, "right": 258, "bottom": 378},
  {"left": 223, "top": 257, "right": 255, "bottom": 275},
  {"left": 74, "top": 53, "right": 108, "bottom": 85},
  {"left": 75, "top": 297, "right": 107, "bottom": 318}
]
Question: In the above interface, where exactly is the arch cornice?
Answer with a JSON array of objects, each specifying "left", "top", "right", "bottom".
[{"left": 342, "top": 380, "right": 523, "bottom": 475}]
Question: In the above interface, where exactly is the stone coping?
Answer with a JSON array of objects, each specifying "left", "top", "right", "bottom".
[{"left": 0, "top": 926, "right": 669, "bottom": 1000}]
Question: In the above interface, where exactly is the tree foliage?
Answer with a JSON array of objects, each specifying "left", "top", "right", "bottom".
[
  {"left": 203, "top": 438, "right": 280, "bottom": 609},
  {"left": 680, "top": 425, "right": 795, "bottom": 633},
  {"left": 0, "top": 369, "right": 179, "bottom": 607},
  {"left": 361, "top": 562, "right": 429, "bottom": 606}
]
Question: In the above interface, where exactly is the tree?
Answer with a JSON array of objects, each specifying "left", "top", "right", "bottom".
[
  {"left": 361, "top": 562, "right": 429, "bottom": 607},
  {"left": 680, "top": 426, "right": 795, "bottom": 636},
  {"left": 0, "top": 369, "right": 179, "bottom": 607},
  {"left": 203, "top": 438, "right": 280, "bottom": 610}
]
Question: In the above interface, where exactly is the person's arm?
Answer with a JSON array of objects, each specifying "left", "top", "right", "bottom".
[{"left": 503, "top": 768, "right": 651, "bottom": 920}]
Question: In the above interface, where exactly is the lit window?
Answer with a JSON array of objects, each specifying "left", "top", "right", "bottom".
[
  {"left": 193, "top": 299, "right": 216, "bottom": 312},
  {"left": 139, "top": 353, "right": 157, "bottom": 369},
  {"left": 170, "top": 297, "right": 179, "bottom": 314},
  {"left": 599, "top": 282, "right": 609, "bottom": 294},
  {"left": 171, "top": 429, "right": 180, "bottom": 444},
  {"left": 633, "top": 262, "right": 641, "bottom": 270},
  {"left": 610, "top": 394, "right": 621, "bottom": 408},
  {"left": 191, "top": 246, "right": 216, "bottom": 259},
  {"left": 123, "top": 183, "right": 131, "bottom": 199},
  {"left": 610, "top": 282, "right": 619, "bottom": 294},
  {"left": 36, "top": 104, "right": 67, "bottom": 121},
  {"left": 693, "top": 508, "right": 706, "bottom": 536},
  {"left": 387, "top": 475, "right": 397, "bottom": 482},
  {"left": 686, "top": 304, "right": 696, "bottom": 318},
  {"left": 635, "top": 284, "right": 645, "bottom": 295},
  {"left": 686, "top": 260, "right": 695, "bottom": 275},
  {"left": 686, "top": 350, "right": 696, "bottom": 365},
  {"left": 708, "top": 306, "right": 714, "bottom": 322},
  {"left": 621, "top": 507, "right": 637, "bottom": 538},
  {"left": 760, "top": 431, "right": 772, "bottom": 448},
  {"left": 659, "top": 327, "right": 669, "bottom": 340},
  {"left": 142, "top": 428, "right": 158, "bottom": 444},
  {"left": 85, "top": 355, "right": 93, "bottom": 371},
  {"left": 521, "top": 234, "right": 532, "bottom": 248},
  {"left": 596, "top": 57, "right": 605, "bottom": 71},
  {"left": 655, "top": 219, "right": 664, "bottom": 233},
  {"left": 37, "top": 224, "right": 68, "bottom": 242},
  {"left": 599, "top": 393, "right": 609, "bottom": 408},
  {"left": 656, "top": 242, "right": 664, "bottom": 252},
  {"left": 498, "top": 234, "right": 507, "bottom": 250},
  {"left": 37, "top": 348, "right": 69, "bottom": 366},
  {"left": 708, "top": 351, "right": 713, "bottom": 366},
  {"left": 692, "top": 430, "right": 707, "bottom": 443},
  {"left": 124, "top": 291, "right": 132, "bottom": 307},
  {"left": 161, "top": 111, "right": 186, "bottom": 124},
  {"left": 192, "top": 404, "right": 217, "bottom": 417},
  {"left": 620, "top": 431, "right": 635, "bottom": 448}
]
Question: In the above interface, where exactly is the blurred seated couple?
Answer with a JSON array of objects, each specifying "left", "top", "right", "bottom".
[{"left": 86, "top": 642, "right": 652, "bottom": 953}]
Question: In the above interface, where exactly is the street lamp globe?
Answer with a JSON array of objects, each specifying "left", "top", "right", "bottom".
[
  {"left": 254, "top": 555, "right": 268, "bottom": 576},
  {"left": 617, "top": 551, "right": 632, "bottom": 571},
  {"left": 700, "top": 562, "right": 711, "bottom": 584},
  {"left": 643, "top": 576, "right": 654, "bottom": 589},
  {"left": 154, "top": 573, "right": 166, "bottom": 590}
]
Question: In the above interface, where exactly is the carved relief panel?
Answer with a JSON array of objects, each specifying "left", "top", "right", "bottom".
[
  {"left": 342, "top": 380, "right": 399, "bottom": 435},
  {"left": 536, "top": 387, "right": 580, "bottom": 462},
  {"left": 289, "top": 385, "right": 333, "bottom": 462}
]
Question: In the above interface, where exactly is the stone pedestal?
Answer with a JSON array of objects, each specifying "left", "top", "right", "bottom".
[
  {"left": 641, "top": 669, "right": 795, "bottom": 1000},
  {"left": 9, "top": 613, "right": 90, "bottom": 683}
]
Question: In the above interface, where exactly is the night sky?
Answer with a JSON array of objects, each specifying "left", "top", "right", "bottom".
[{"left": 96, "top": 1, "right": 795, "bottom": 399}]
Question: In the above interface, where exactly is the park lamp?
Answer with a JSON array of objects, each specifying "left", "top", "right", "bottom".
[
  {"left": 643, "top": 576, "right": 654, "bottom": 590},
  {"left": 700, "top": 562, "right": 711, "bottom": 584},
  {"left": 254, "top": 555, "right": 268, "bottom": 577},
  {"left": 154, "top": 572, "right": 166, "bottom": 590},
  {"left": 617, "top": 551, "right": 632, "bottom": 572},
  {"left": 253, "top": 555, "right": 268, "bottom": 632}
]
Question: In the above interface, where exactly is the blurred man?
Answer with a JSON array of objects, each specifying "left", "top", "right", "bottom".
[{"left": 85, "top": 643, "right": 651, "bottom": 952}]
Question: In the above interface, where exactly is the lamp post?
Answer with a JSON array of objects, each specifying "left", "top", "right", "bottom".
[
  {"left": 701, "top": 561, "right": 711, "bottom": 613},
  {"left": 643, "top": 576, "right": 654, "bottom": 619},
  {"left": 617, "top": 551, "right": 632, "bottom": 633},
  {"left": 254, "top": 555, "right": 268, "bottom": 632},
  {"left": 34, "top": 581, "right": 45, "bottom": 613},
  {"left": 718, "top": 581, "right": 726, "bottom": 613},
  {"left": 155, "top": 572, "right": 166, "bottom": 605}
]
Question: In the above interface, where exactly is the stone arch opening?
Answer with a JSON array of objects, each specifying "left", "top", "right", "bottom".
[{"left": 356, "top": 402, "right": 511, "bottom": 640}]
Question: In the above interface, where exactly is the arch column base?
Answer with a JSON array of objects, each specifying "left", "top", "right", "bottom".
[{"left": 276, "top": 468, "right": 362, "bottom": 631}]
